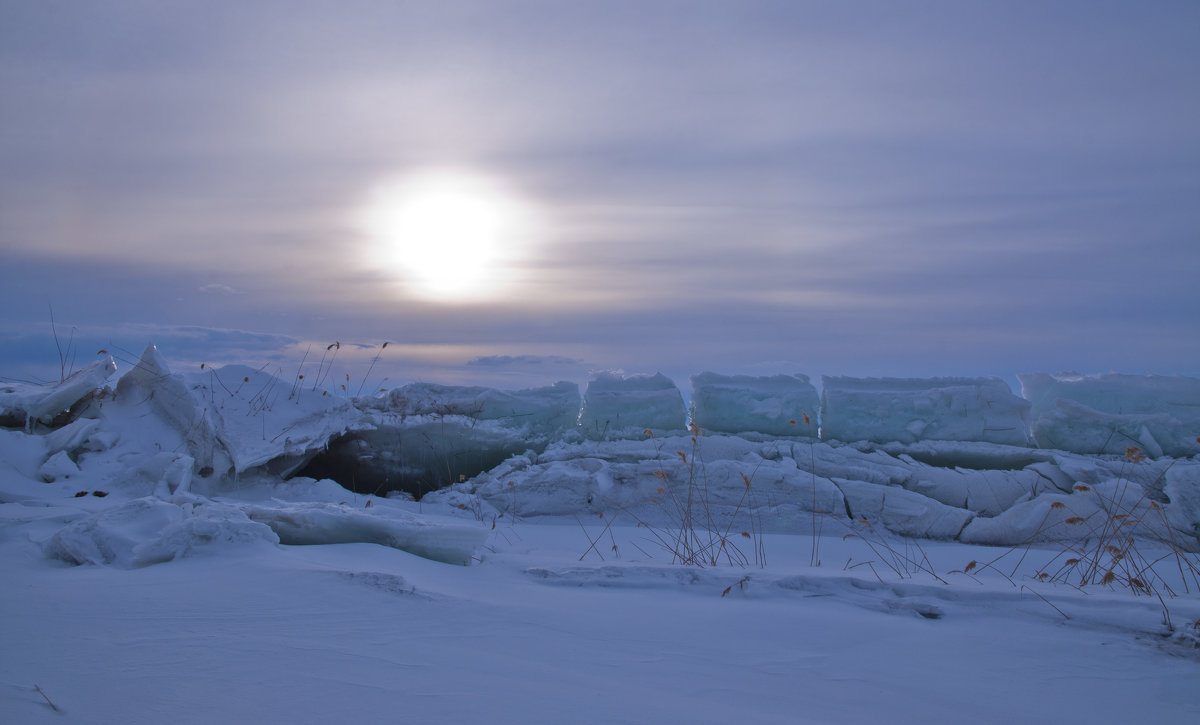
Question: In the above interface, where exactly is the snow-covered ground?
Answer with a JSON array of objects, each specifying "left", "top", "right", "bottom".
[{"left": 3, "top": 353, "right": 1199, "bottom": 723}]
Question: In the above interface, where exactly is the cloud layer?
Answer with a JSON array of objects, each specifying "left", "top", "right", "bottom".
[{"left": 2, "top": 1, "right": 1198, "bottom": 388}]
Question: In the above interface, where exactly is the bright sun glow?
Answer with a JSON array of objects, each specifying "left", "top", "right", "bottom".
[{"left": 360, "top": 171, "right": 536, "bottom": 302}]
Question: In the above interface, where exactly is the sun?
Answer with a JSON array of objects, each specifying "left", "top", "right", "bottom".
[{"left": 360, "top": 171, "right": 535, "bottom": 302}]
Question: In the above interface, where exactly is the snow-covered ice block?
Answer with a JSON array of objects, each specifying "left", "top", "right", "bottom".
[
  {"left": 242, "top": 502, "right": 486, "bottom": 565},
  {"left": 820, "top": 376, "right": 1031, "bottom": 446},
  {"left": 186, "top": 363, "right": 364, "bottom": 475},
  {"left": 958, "top": 479, "right": 1193, "bottom": 549},
  {"left": 578, "top": 372, "right": 687, "bottom": 439},
  {"left": 114, "top": 344, "right": 229, "bottom": 475},
  {"left": 903, "top": 467, "right": 1046, "bottom": 517},
  {"left": 6, "top": 357, "right": 117, "bottom": 426},
  {"left": 1164, "top": 461, "right": 1200, "bottom": 540},
  {"left": 833, "top": 479, "right": 974, "bottom": 539},
  {"left": 44, "top": 497, "right": 279, "bottom": 567},
  {"left": 43, "top": 417, "right": 102, "bottom": 458},
  {"left": 1019, "top": 372, "right": 1200, "bottom": 458},
  {"left": 689, "top": 372, "right": 819, "bottom": 437},
  {"left": 115, "top": 344, "right": 365, "bottom": 478},
  {"left": 376, "top": 381, "right": 580, "bottom": 435}
]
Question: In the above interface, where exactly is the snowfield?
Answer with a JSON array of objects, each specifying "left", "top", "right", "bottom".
[{"left": 2, "top": 351, "right": 1199, "bottom": 723}]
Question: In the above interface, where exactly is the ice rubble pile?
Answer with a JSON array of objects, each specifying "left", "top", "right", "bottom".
[
  {"left": 427, "top": 434, "right": 1200, "bottom": 549},
  {"left": 1020, "top": 373, "right": 1200, "bottom": 459},
  {"left": 2, "top": 347, "right": 1199, "bottom": 566},
  {"left": 0, "top": 345, "right": 488, "bottom": 568}
]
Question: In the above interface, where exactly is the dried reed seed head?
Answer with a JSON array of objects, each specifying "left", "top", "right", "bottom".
[
  {"left": 243, "top": 376, "right": 249, "bottom": 382},
  {"left": 200, "top": 363, "right": 206, "bottom": 369},
  {"left": 1125, "top": 446, "right": 1147, "bottom": 463},
  {"left": 1065, "top": 516, "right": 1086, "bottom": 525},
  {"left": 1100, "top": 571, "right": 1116, "bottom": 585},
  {"left": 802, "top": 412, "right": 811, "bottom": 425},
  {"left": 740, "top": 472, "right": 751, "bottom": 489},
  {"left": 963, "top": 560, "right": 977, "bottom": 573},
  {"left": 688, "top": 422, "right": 702, "bottom": 436},
  {"left": 1105, "top": 545, "right": 1121, "bottom": 554},
  {"left": 789, "top": 419, "right": 797, "bottom": 426},
  {"left": 676, "top": 451, "right": 688, "bottom": 464},
  {"left": 1050, "top": 501, "right": 1066, "bottom": 510},
  {"left": 741, "top": 531, "right": 751, "bottom": 538},
  {"left": 97, "top": 348, "right": 107, "bottom": 355},
  {"left": 1038, "top": 572, "right": 1049, "bottom": 580},
  {"left": 1073, "top": 484, "right": 1091, "bottom": 492},
  {"left": 643, "top": 428, "right": 655, "bottom": 438},
  {"left": 1065, "top": 558, "right": 1080, "bottom": 566}
]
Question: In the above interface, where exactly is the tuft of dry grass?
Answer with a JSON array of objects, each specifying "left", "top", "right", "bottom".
[{"left": 581, "top": 427, "right": 766, "bottom": 568}]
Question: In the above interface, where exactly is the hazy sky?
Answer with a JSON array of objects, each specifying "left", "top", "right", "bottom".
[{"left": 2, "top": 1, "right": 1198, "bottom": 393}]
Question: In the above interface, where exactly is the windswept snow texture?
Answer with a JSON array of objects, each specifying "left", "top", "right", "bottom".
[
  {"left": 690, "top": 371, "right": 819, "bottom": 437},
  {"left": 820, "top": 376, "right": 1032, "bottom": 447},
  {"left": 578, "top": 372, "right": 687, "bottom": 439},
  {"left": 1020, "top": 372, "right": 1200, "bottom": 458}
]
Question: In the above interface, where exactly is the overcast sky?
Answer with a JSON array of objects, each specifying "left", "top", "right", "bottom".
[{"left": 2, "top": 1, "right": 1198, "bottom": 393}]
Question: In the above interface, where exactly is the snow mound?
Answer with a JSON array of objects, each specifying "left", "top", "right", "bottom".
[
  {"left": 44, "top": 497, "right": 279, "bottom": 568},
  {"left": 578, "top": 372, "right": 687, "bottom": 439},
  {"left": 820, "top": 376, "right": 1031, "bottom": 446},
  {"left": 242, "top": 502, "right": 487, "bottom": 565},
  {"left": 689, "top": 371, "right": 819, "bottom": 437},
  {"left": 1020, "top": 372, "right": 1200, "bottom": 458}
]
